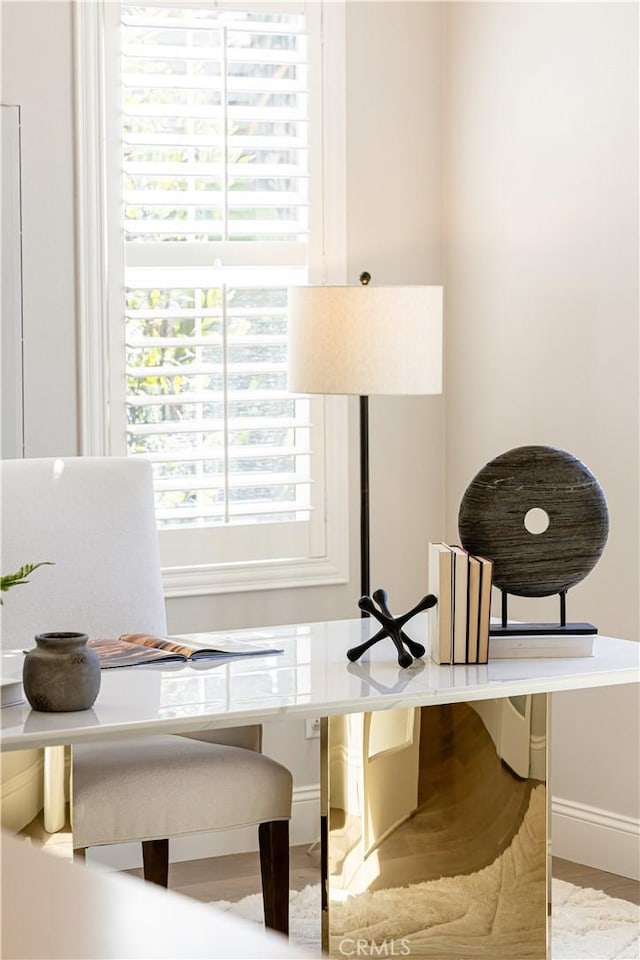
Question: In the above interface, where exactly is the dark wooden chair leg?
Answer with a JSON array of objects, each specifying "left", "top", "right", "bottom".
[
  {"left": 73, "top": 847, "right": 86, "bottom": 864},
  {"left": 258, "top": 819, "right": 289, "bottom": 935},
  {"left": 142, "top": 838, "right": 169, "bottom": 887}
]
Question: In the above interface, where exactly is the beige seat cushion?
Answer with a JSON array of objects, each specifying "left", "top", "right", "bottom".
[{"left": 72, "top": 736, "right": 292, "bottom": 848}]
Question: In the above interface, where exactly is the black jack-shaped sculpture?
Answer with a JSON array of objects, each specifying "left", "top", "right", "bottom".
[{"left": 346, "top": 588, "right": 437, "bottom": 668}]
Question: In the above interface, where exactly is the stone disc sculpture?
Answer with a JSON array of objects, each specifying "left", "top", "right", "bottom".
[{"left": 458, "top": 445, "right": 608, "bottom": 598}]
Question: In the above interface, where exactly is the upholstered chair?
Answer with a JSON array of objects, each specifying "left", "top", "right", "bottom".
[{"left": 0, "top": 456, "right": 291, "bottom": 934}]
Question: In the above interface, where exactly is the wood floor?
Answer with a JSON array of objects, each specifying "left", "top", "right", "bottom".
[
  {"left": 156, "top": 847, "right": 639, "bottom": 909},
  {"left": 130, "top": 843, "right": 322, "bottom": 905},
  {"left": 552, "top": 856, "right": 639, "bottom": 906},
  {"left": 19, "top": 813, "right": 638, "bottom": 909}
]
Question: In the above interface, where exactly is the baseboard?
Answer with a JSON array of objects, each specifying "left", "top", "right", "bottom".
[
  {"left": 88, "top": 783, "right": 321, "bottom": 871},
  {"left": 552, "top": 796, "right": 640, "bottom": 881}
]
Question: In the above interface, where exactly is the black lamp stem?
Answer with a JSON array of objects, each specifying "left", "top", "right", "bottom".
[
  {"left": 359, "top": 394, "right": 370, "bottom": 615},
  {"left": 357, "top": 271, "right": 372, "bottom": 617}
]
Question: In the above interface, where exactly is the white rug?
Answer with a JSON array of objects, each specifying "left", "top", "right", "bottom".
[
  {"left": 551, "top": 879, "right": 639, "bottom": 960},
  {"left": 214, "top": 880, "right": 639, "bottom": 959},
  {"left": 215, "top": 884, "right": 321, "bottom": 951}
]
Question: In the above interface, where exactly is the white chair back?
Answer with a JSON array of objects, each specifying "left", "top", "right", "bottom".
[
  {"left": 1, "top": 457, "right": 166, "bottom": 648},
  {"left": 1, "top": 456, "right": 260, "bottom": 752}
]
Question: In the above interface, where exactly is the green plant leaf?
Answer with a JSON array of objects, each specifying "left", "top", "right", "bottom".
[{"left": 0, "top": 561, "right": 54, "bottom": 603}]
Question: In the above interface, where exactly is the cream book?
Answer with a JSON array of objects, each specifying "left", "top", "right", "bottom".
[
  {"left": 427, "top": 542, "right": 454, "bottom": 664},
  {"left": 1, "top": 652, "right": 25, "bottom": 708},
  {"left": 466, "top": 555, "right": 481, "bottom": 663},
  {"left": 451, "top": 546, "right": 469, "bottom": 664},
  {"left": 1, "top": 679, "right": 24, "bottom": 708},
  {"left": 476, "top": 556, "right": 493, "bottom": 664}
]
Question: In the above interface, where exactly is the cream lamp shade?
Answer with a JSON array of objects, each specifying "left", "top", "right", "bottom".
[{"left": 287, "top": 284, "right": 443, "bottom": 396}]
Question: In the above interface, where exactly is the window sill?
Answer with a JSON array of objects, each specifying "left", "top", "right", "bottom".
[{"left": 162, "top": 554, "right": 349, "bottom": 598}]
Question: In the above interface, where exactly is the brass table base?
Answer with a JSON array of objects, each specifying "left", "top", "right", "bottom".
[{"left": 322, "top": 695, "right": 549, "bottom": 960}]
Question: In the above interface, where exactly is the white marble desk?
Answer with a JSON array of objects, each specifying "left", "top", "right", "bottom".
[
  {"left": 1, "top": 617, "right": 638, "bottom": 750},
  {"left": 2, "top": 619, "right": 638, "bottom": 960}
]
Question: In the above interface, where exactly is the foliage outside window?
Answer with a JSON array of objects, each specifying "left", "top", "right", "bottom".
[{"left": 120, "top": 4, "right": 312, "bottom": 530}]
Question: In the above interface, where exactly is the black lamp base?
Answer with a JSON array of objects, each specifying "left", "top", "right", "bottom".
[{"left": 490, "top": 621, "right": 597, "bottom": 638}]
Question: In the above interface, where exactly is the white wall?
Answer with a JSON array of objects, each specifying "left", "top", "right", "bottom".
[{"left": 443, "top": 1, "right": 639, "bottom": 877}]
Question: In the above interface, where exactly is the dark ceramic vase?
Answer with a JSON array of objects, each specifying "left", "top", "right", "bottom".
[{"left": 23, "top": 632, "right": 101, "bottom": 712}]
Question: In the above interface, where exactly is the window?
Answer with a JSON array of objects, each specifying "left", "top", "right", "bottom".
[{"left": 75, "top": 1, "right": 348, "bottom": 595}]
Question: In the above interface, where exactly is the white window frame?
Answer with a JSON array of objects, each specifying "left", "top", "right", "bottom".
[{"left": 74, "top": 0, "right": 348, "bottom": 597}]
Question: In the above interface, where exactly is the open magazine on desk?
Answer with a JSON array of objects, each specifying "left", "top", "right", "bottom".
[{"left": 89, "top": 633, "right": 283, "bottom": 669}]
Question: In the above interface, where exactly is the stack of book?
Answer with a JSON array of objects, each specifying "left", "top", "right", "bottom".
[
  {"left": 1, "top": 678, "right": 24, "bottom": 708},
  {"left": 1, "top": 652, "right": 25, "bottom": 708},
  {"left": 427, "top": 542, "right": 493, "bottom": 664}
]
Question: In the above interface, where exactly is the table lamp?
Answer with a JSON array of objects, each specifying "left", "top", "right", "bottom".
[{"left": 287, "top": 274, "right": 443, "bottom": 618}]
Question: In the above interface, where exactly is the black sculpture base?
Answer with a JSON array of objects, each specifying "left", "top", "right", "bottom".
[
  {"left": 491, "top": 590, "right": 597, "bottom": 637},
  {"left": 490, "top": 621, "right": 597, "bottom": 638},
  {"left": 346, "top": 589, "right": 437, "bottom": 668}
]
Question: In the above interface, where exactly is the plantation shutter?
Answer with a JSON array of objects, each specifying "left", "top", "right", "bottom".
[{"left": 119, "top": 2, "right": 318, "bottom": 538}]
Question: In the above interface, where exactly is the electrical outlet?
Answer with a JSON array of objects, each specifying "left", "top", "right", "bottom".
[{"left": 305, "top": 717, "right": 321, "bottom": 739}]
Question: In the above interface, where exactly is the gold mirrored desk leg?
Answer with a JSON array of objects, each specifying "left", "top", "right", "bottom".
[{"left": 323, "top": 696, "right": 548, "bottom": 960}]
